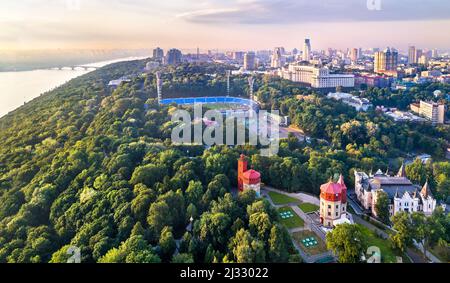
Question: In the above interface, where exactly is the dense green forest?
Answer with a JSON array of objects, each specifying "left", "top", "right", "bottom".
[
  {"left": 0, "top": 61, "right": 298, "bottom": 263},
  {"left": 0, "top": 60, "right": 449, "bottom": 263}
]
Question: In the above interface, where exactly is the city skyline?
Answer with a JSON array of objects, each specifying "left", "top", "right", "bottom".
[{"left": 1, "top": 0, "right": 450, "bottom": 51}]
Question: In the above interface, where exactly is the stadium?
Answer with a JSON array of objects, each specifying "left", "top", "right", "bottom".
[{"left": 160, "top": 96, "right": 260, "bottom": 114}]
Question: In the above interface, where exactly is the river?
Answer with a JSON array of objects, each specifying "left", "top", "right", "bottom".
[{"left": 0, "top": 57, "right": 147, "bottom": 118}]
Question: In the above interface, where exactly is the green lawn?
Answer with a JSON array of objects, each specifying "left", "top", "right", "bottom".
[
  {"left": 278, "top": 207, "right": 304, "bottom": 229},
  {"left": 292, "top": 230, "right": 328, "bottom": 256},
  {"left": 268, "top": 191, "right": 300, "bottom": 205},
  {"left": 357, "top": 224, "right": 408, "bottom": 263},
  {"left": 298, "top": 203, "right": 319, "bottom": 213}
]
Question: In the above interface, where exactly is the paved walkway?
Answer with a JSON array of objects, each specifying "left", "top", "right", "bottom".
[
  {"left": 264, "top": 187, "right": 444, "bottom": 263},
  {"left": 262, "top": 186, "right": 335, "bottom": 263},
  {"left": 406, "top": 248, "right": 427, "bottom": 263},
  {"left": 347, "top": 196, "right": 365, "bottom": 216},
  {"left": 413, "top": 243, "right": 441, "bottom": 263}
]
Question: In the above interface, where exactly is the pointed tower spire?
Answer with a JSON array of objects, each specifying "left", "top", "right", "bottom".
[
  {"left": 397, "top": 162, "right": 407, "bottom": 178},
  {"left": 421, "top": 179, "right": 433, "bottom": 199},
  {"left": 394, "top": 189, "right": 400, "bottom": 199},
  {"left": 338, "top": 174, "right": 347, "bottom": 188}
]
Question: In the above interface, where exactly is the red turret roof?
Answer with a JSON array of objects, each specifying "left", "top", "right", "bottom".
[
  {"left": 320, "top": 178, "right": 346, "bottom": 202},
  {"left": 242, "top": 169, "right": 261, "bottom": 185}
]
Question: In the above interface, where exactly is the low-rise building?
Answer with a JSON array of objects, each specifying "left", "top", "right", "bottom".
[
  {"left": 355, "top": 74, "right": 392, "bottom": 88},
  {"left": 108, "top": 77, "right": 131, "bottom": 88},
  {"left": 327, "top": 92, "right": 373, "bottom": 111},
  {"left": 383, "top": 109, "right": 426, "bottom": 123}
]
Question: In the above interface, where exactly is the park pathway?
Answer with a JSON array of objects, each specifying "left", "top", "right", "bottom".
[{"left": 261, "top": 186, "right": 335, "bottom": 263}]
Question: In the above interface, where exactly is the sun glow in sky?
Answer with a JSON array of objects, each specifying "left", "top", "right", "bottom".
[{"left": 1, "top": 0, "right": 450, "bottom": 51}]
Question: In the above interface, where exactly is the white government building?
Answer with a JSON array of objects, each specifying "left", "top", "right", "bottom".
[
  {"left": 355, "top": 165, "right": 437, "bottom": 217},
  {"left": 279, "top": 64, "right": 355, "bottom": 89}
]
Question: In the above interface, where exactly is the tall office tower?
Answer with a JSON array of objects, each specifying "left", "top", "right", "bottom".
[
  {"left": 374, "top": 48, "right": 398, "bottom": 73},
  {"left": 432, "top": 49, "right": 439, "bottom": 58},
  {"left": 415, "top": 49, "right": 423, "bottom": 63},
  {"left": 233, "top": 51, "right": 245, "bottom": 61},
  {"left": 244, "top": 52, "right": 256, "bottom": 71},
  {"left": 271, "top": 47, "right": 284, "bottom": 68},
  {"left": 351, "top": 48, "right": 359, "bottom": 63},
  {"left": 408, "top": 46, "right": 416, "bottom": 64},
  {"left": 165, "top": 49, "right": 182, "bottom": 65},
  {"left": 153, "top": 47, "right": 164, "bottom": 61},
  {"left": 358, "top": 48, "right": 363, "bottom": 59},
  {"left": 302, "top": 39, "right": 311, "bottom": 61}
]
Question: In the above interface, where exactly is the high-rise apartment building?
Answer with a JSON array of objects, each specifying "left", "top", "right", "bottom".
[
  {"left": 244, "top": 52, "right": 256, "bottom": 71},
  {"left": 432, "top": 49, "right": 439, "bottom": 58},
  {"left": 415, "top": 49, "right": 423, "bottom": 63},
  {"left": 232, "top": 51, "right": 245, "bottom": 61},
  {"left": 351, "top": 48, "right": 359, "bottom": 63},
  {"left": 165, "top": 49, "right": 182, "bottom": 65},
  {"left": 408, "top": 46, "right": 416, "bottom": 64},
  {"left": 418, "top": 55, "right": 429, "bottom": 65},
  {"left": 374, "top": 48, "right": 398, "bottom": 73},
  {"left": 271, "top": 47, "right": 285, "bottom": 68},
  {"left": 302, "top": 39, "right": 311, "bottom": 62},
  {"left": 153, "top": 47, "right": 164, "bottom": 61}
]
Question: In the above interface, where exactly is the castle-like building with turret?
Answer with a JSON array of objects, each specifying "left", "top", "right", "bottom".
[
  {"left": 355, "top": 164, "right": 437, "bottom": 217},
  {"left": 320, "top": 175, "right": 350, "bottom": 228},
  {"left": 238, "top": 154, "right": 261, "bottom": 197}
]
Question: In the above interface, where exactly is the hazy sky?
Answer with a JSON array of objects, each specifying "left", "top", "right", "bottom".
[{"left": 1, "top": 0, "right": 450, "bottom": 52}]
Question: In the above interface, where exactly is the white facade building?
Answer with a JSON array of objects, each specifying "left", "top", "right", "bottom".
[
  {"left": 355, "top": 166, "right": 437, "bottom": 217},
  {"left": 418, "top": 101, "right": 446, "bottom": 125},
  {"left": 280, "top": 64, "right": 355, "bottom": 89},
  {"left": 327, "top": 92, "right": 373, "bottom": 111}
]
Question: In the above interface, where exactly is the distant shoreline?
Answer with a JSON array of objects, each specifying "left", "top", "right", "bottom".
[
  {"left": 0, "top": 50, "right": 151, "bottom": 72},
  {"left": 0, "top": 57, "right": 148, "bottom": 73},
  {"left": 0, "top": 56, "right": 148, "bottom": 118}
]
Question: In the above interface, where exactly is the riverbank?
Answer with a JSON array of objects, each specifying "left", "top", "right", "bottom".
[{"left": 0, "top": 56, "right": 147, "bottom": 118}]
